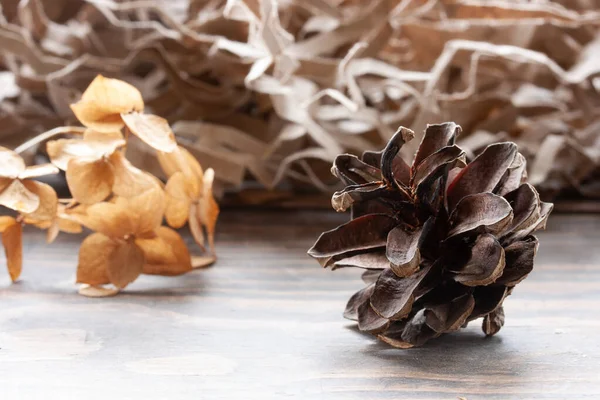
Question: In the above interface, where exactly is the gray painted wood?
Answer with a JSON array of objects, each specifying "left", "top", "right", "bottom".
[{"left": 0, "top": 211, "right": 599, "bottom": 399}]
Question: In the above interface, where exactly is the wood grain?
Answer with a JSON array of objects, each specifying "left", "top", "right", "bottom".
[{"left": 0, "top": 211, "right": 599, "bottom": 400}]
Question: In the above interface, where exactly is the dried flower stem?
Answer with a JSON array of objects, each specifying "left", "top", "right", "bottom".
[{"left": 14, "top": 127, "right": 86, "bottom": 154}]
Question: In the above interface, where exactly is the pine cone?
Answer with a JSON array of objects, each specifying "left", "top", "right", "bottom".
[{"left": 308, "top": 122, "right": 553, "bottom": 348}]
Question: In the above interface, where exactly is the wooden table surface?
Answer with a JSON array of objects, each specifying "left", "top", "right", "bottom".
[{"left": 1, "top": 211, "right": 599, "bottom": 400}]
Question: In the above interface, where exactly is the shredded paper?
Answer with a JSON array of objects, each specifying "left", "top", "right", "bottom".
[{"left": 1, "top": 0, "right": 599, "bottom": 201}]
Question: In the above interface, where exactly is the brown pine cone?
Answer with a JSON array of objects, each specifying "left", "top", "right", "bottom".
[{"left": 308, "top": 122, "right": 553, "bottom": 348}]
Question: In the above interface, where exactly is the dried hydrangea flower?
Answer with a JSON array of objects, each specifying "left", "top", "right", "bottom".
[
  {"left": 158, "top": 146, "right": 220, "bottom": 257},
  {"left": 70, "top": 75, "right": 177, "bottom": 152},
  {"left": 23, "top": 203, "right": 82, "bottom": 244},
  {"left": 0, "top": 146, "right": 60, "bottom": 281},
  {"left": 47, "top": 130, "right": 127, "bottom": 204},
  {"left": 1, "top": 74, "right": 222, "bottom": 296},
  {"left": 309, "top": 122, "right": 552, "bottom": 348},
  {"left": 47, "top": 128, "right": 160, "bottom": 204},
  {"left": 73, "top": 185, "right": 193, "bottom": 293},
  {"left": 0, "top": 146, "right": 59, "bottom": 215}
]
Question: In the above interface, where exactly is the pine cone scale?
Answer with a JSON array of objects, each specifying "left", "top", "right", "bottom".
[
  {"left": 412, "top": 145, "right": 466, "bottom": 188},
  {"left": 446, "top": 143, "right": 518, "bottom": 211},
  {"left": 357, "top": 301, "right": 390, "bottom": 334},
  {"left": 370, "top": 264, "right": 432, "bottom": 320},
  {"left": 447, "top": 193, "right": 513, "bottom": 238},
  {"left": 385, "top": 225, "right": 422, "bottom": 277},
  {"left": 496, "top": 237, "right": 538, "bottom": 287},
  {"left": 413, "top": 122, "right": 461, "bottom": 168},
  {"left": 452, "top": 233, "right": 505, "bottom": 287},
  {"left": 502, "top": 183, "right": 540, "bottom": 233},
  {"left": 308, "top": 214, "right": 397, "bottom": 262}
]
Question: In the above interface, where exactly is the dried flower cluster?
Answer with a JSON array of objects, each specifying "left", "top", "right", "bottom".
[
  {"left": 0, "top": 0, "right": 598, "bottom": 202},
  {"left": 309, "top": 122, "right": 553, "bottom": 347},
  {"left": 0, "top": 75, "right": 219, "bottom": 296}
]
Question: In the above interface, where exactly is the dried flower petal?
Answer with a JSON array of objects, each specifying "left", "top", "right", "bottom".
[
  {"left": 80, "top": 75, "right": 143, "bottom": 110},
  {"left": 2, "top": 72, "right": 219, "bottom": 296},
  {"left": 188, "top": 203, "right": 206, "bottom": 252},
  {"left": 48, "top": 139, "right": 98, "bottom": 170},
  {"left": 47, "top": 131, "right": 125, "bottom": 170},
  {"left": 71, "top": 104, "right": 128, "bottom": 133},
  {"left": 199, "top": 168, "right": 219, "bottom": 254},
  {"left": 0, "top": 179, "right": 40, "bottom": 214},
  {"left": 22, "top": 217, "right": 52, "bottom": 230},
  {"left": 164, "top": 172, "right": 192, "bottom": 228},
  {"left": 139, "top": 227, "right": 192, "bottom": 276},
  {"left": 157, "top": 146, "right": 204, "bottom": 198},
  {"left": 46, "top": 223, "right": 60, "bottom": 244},
  {"left": 18, "top": 164, "right": 59, "bottom": 180},
  {"left": 121, "top": 112, "right": 177, "bottom": 152},
  {"left": 76, "top": 233, "right": 114, "bottom": 285},
  {"left": 22, "top": 180, "right": 58, "bottom": 222},
  {"left": 66, "top": 158, "right": 114, "bottom": 204},
  {"left": 78, "top": 285, "right": 119, "bottom": 298},
  {"left": 136, "top": 232, "right": 177, "bottom": 266},
  {"left": 107, "top": 240, "right": 144, "bottom": 289},
  {"left": 156, "top": 146, "right": 186, "bottom": 178},
  {"left": 128, "top": 186, "right": 166, "bottom": 235},
  {"left": 181, "top": 149, "right": 205, "bottom": 184},
  {"left": 45, "top": 213, "right": 83, "bottom": 244},
  {"left": 57, "top": 215, "right": 83, "bottom": 234},
  {"left": 0, "top": 146, "right": 25, "bottom": 179},
  {"left": 2, "top": 220, "right": 23, "bottom": 282},
  {"left": 83, "top": 129, "right": 124, "bottom": 143},
  {"left": 74, "top": 201, "right": 134, "bottom": 239},
  {"left": 0, "top": 216, "right": 16, "bottom": 232},
  {"left": 0, "top": 178, "right": 10, "bottom": 194},
  {"left": 191, "top": 255, "right": 216, "bottom": 269},
  {"left": 111, "top": 152, "right": 160, "bottom": 198},
  {"left": 71, "top": 75, "right": 144, "bottom": 133}
]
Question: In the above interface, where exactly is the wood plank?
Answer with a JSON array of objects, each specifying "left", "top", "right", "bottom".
[{"left": 0, "top": 212, "right": 599, "bottom": 399}]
